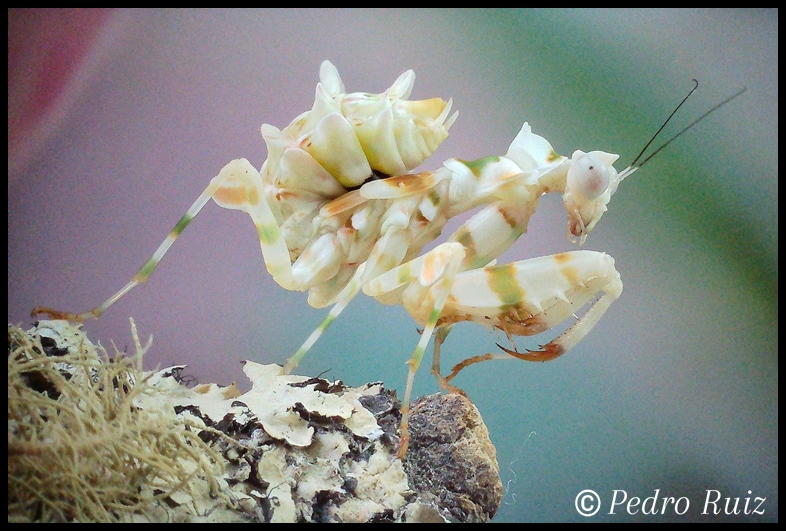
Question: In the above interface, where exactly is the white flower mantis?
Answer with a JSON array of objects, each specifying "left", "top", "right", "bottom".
[{"left": 35, "top": 61, "right": 744, "bottom": 456}]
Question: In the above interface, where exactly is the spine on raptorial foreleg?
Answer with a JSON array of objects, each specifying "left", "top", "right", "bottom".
[{"left": 259, "top": 60, "right": 458, "bottom": 263}]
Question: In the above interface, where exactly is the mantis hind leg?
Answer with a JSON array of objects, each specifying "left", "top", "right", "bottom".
[
  {"left": 32, "top": 160, "right": 254, "bottom": 322},
  {"left": 282, "top": 264, "right": 366, "bottom": 375},
  {"left": 428, "top": 324, "right": 470, "bottom": 396}
]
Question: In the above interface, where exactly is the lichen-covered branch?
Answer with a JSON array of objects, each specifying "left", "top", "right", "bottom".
[{"left": 8, "top": 320, "right": 502, "bottom": 523}]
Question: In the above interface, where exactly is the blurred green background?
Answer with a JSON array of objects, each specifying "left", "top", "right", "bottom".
[{"left": 9, "top": 9, "right": 777, "bottom": 521}]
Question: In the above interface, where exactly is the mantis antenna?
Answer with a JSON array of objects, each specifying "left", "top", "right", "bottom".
[{"left": 618, "top": 81, "right": 748, "bottom": 180}]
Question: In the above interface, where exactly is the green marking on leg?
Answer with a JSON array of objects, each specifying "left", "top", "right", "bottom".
[
  {"left": 410, "top": 343, "right": 427, "bottom": 372},
  {"left": 487, "top": 263, "right": 525, "bottom": 306},
  {"left": 397, "top": 265, "right": 412, "bottom": 285},
  {"left": 457, "top": 156, "right": 500, "bottom": 177},
  {"left": 321, "top": 313, "right": 336, "bottom": 329},
  {"left": 286, "top": 316, "right": 330, "bottom": 371},
  {"left": 133, "top": 257, "right": 159, "bottom": 282},
  {"left": 172, "top": 213, "right": 194, "bottom": 237},
  {"left": 284, "top": 294, "right": 354, "bottom": 374},
  {"left": 257, "top": 222, "right": 281, "bottom": 246}
]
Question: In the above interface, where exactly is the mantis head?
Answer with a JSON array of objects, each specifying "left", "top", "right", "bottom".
[
  {"left": 562, "top": 149, "right": 624, "bottom": 245},
  {"left": 561, "top": 81, "right": 746, "bottom": 246}
]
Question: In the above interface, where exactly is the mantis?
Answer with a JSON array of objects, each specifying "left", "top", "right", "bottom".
[{"left": 34, "top": 61, "right": 745, "bottom": 456}]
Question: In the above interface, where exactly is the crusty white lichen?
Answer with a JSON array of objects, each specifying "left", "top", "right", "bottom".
[
  {"left": 137, "top": 359, "right": 411, "bottom": 522},
  {"left": 139, "top": 361, "right": 383, "bottom": 448},
  {"left": 9, "top": 320, "right": 501, "bottom": 523}
]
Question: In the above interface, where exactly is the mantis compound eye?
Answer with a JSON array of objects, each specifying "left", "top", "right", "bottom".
[{"left": 571, "top": 152, "right": 610, "bottom": 200}]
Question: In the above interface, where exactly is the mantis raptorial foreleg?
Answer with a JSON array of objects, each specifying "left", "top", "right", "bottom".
[
  {"left": 442, "top": 252, "right": 623, "bottom": 382},
  {"left": 366, "top": 246, "right": 622, "bottom": 455}
]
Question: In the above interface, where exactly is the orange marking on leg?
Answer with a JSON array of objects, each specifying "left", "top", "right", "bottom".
[
  {"left": 397, "top": 405, "right": 411, "bottom": 459},
  {"left": 213, "top": 185, "right": 252, "bottom": 207},
  {"left": 560, "top": 265, "right": 580, "bottom": 286},
  {"left": 31, "top": 306, "right": 81, "bottom": 321},
  {"left": 445, "top": 353, "right": 495, "bottom": 382},
  {"left": 497, "top": 341, "right": 565, "bottom": 362},
  {"left": 420, "top": 252, "right": 443, "bottom": 285},
  {"left": 382, "top": 172, "right": 435, "bottom": 192},
  {"left": 320, "top": 190, "right": 365, "bottom": 217}
]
